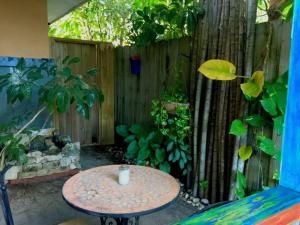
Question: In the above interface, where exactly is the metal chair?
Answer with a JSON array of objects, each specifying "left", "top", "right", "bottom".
[{"left": 0, "top": 165, "right": 14, "bottom": 225}]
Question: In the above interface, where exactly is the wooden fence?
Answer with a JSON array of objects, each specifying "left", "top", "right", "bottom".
[
  {"left": 247, "top": 21, "right": 291, "bottom": 191},
  {"left": 50, "top": 38, "right": 115, "bottom": 145},
  {"left": 115, "top": 37, "right": 191, "bottom": 125}
]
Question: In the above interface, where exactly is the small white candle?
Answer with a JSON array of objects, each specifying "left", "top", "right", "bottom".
[{"left": 118, "top": 165, "right": 130, "bottom": 185}]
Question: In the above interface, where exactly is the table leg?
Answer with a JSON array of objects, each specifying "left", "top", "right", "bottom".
[{"left": 98, "top": 217, "right": 139, "bottom": 225}]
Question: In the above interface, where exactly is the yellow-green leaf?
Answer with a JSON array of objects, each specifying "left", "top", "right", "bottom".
[
  {"left": 198, "top": 59, "right": 237, "bottom": 80},
  {"left": 240, "top": 71, "right": 264, "bottom": 97},
  {"left": 252, "top": 71, "right": 264, "bottom": 92},
  {"left": 238, "top": 146, "right": 253, "bottom": 161}
]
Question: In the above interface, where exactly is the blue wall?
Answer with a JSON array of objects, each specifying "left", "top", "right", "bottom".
[
  {"left": 280, "top": 0, "right": 300, "bottom": 191},
  {"left": 0, "top": 57, "right": 54, "bottom": 129}
]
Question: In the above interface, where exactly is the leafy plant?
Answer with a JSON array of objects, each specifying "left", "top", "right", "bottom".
[
  {"left": 199, "top": 59, "right": 288, "bottom": 198},
  {"left": 116, "top": 93, "right": 191, "bottom": 175},
  {"left": 0, "top": 56, "right": 104, "bottom": 170},
  {"left": 151, "top": 98, "right": 191, "bottom": 175},
  {"left": 116, "top": 124, "right": 171, "bottom": 173},
  {"left": 130, "top": 0, "right": 204, "bottom": 46}
]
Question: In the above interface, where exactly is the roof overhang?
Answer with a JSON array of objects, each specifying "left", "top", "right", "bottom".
[{"left": 47, "top": 0, "right": 88, "bottom": 24}]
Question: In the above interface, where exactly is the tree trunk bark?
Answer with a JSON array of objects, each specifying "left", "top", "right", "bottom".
[{"left": 191, "top": 0, "right": 248, "bottom": 202}]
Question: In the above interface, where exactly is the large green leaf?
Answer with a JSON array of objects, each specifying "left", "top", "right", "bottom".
[
  {"left": 126, "top": 140, "right": 138, "bottom": 159},
  {"left": 238, "top": 146, "right": 253, "bottom": 161},
  {"left": 155, "top": 149, "right": 165, "bottom": 163},
  {"left": 260, "top": 98, "right": 277, "bottom": 116},
  {"left": 198, "top": 60, "right": 237, "bottom": 80},
  {"left": 237, "top": 170, "right": 246, "bottom": 189},
  {"left": 159, "top": 161, "right": 171, "bottom": 173},
  {"left": 245, "top": 115, "right": 266, "bottom": 128},
  {"left": 229, "top": 119, "right": 247, "bottom": 136},
  {"left": 116, "top": 125, "right": 129, "bottom": 137},
  {"left": 258, "top": 137, "right": 279, "bottom": 157},
  {"left": 68, "top": 56, "right": 80, "bottom": 65},
  {"left": 137, "top": 147, "right": 150, "bottom": 160},
  {"left": 273, "top": 116, "right": 284, "bottom": 135},
  {"left": 56, "top": 91, "right": 70, "bottom": 113}
]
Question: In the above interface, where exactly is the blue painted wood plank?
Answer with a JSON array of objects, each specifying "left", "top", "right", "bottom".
[
  {"left": 173, "top": 186, "right": 300, "bottom": 225},
  {"left": 280, "top": 0, "right": 300, "bottom": 191}
]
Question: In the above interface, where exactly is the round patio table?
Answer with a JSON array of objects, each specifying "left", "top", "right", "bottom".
[{"left": 62, "top": 165, "right": 180, "bottom": 225}]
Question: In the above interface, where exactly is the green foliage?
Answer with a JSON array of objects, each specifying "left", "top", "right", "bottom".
[
  {"left": 116, "top": 89, "right": 191, "bottom": 175},
  {"left": 50, "top": 0, "right": 204, "bottom": 46},
  {"left": 130, "top": 0, "right": 204, "bottom": 46},
  {"left": 49, "top": 0, "right": 134, "bottom": 45},
  {"left": 0, "top": 57, "right": 103, "bottom": 166},
  {"left": 235, "top": 171, "right": 246, "bottom": 199},
  {"left": 199, "top": 59, "right": 288, "bottom": 198},
  {"left": 116, "top": 124, "right": 171, "bottom": 173},
  {"left": 229, "top": 119, "right": 247, "bottom": 136}
]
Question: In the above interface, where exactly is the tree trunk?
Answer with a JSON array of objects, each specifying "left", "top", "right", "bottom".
[
  {"left": 191, "top": 0, "right": 247, "bottom": 202},
  {"left": 229, "top": 0, "right": 258, "bottom": 200}
]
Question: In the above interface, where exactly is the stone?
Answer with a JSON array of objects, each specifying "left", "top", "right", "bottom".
[
  {"left": 30, "top": 135, "right": 47, "bottom": 152},
  {"left": 62, "top": 142, "right": 80, "bottom": 156},
  {"left": 201, "top": 198, "right": 209, "bottom": 205},
  {"left": 192, "top": 198, "right": 200, "bottom": 203},
  {"left": 45, "top": 145, "right": 60, "bottom": 155},
  {"left": 5, "top": 166, "right": 21, "bottom": 180},
  {"left": 60, "top": 157, "right": 72, "bottom": 167},
  {"left": 23, "top": 164, "right": 43, "bottom": 172},
  {"left": 31, "top": 128, "right": 55, "bottom": 138},
  {"left": 27, "top": 151, "right": 42, "bottom": 158},
  {"left": 69, "top": 162, "right": 81, "bottom": 169},
  {"left": 43, "top": 161, "right": 60, "bottom": 170},
  {"left": 44, "top": 154, "right": 62, "bottom": 162},
  {"left": 45, "top": 138, "right": 55, "bottom": 148}
]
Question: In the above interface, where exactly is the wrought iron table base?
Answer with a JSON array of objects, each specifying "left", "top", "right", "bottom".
[{"left": 99, "top": 216, "right": 139, "bottom": 225}]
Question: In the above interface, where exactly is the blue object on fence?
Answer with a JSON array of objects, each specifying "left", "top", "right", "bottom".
[
  {"left": 130, "top": 56, "right": 141, "bottom": 75},
  {"left": 280, "top": 0, "right": 300, "bottom": 192}
]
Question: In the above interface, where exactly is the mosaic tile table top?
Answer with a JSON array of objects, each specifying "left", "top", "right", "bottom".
[{"left": 62, "top": 165, "right": 180, "bottom": 216}]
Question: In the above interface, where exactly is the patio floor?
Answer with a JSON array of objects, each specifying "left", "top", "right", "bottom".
[{"left": 1, "top": 147, "right": 197, "bottom": 225}]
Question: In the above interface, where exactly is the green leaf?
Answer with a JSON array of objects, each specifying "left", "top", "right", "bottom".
[
  {"left": 179, "top": 158, "right": 185, "bottom": 169},
  {"left": 273, "top": 116, "right": 284, "bottom": 135},
  {"left": 138, "top": 147, "right": 150, "bottom": 161},
  {"left": 198, "top": 60, "right": 237, "bottom": 80},
  {"left": 258, "top": 137, "right": 278, "bottom": 157},
  {"left": 240, "top": 71, "right": 264, "bottom": 97},
  {"left": 229, "top": 119, "right": 247, "bottom": 136},
  {"left": 237, "top": 170, "right": 246, "bottom": 189},
  {"left": 129, "top": 124, "right": 146, "bottom": 137},
  {"left": 159, "top": 161, "right": 171, "bottom": 173},
  {"left": 168, "top": 152, "right": 174, "bottom": 161},
  {"left": 173, "top": 149, "right": 181, "bottom": 162},
  {"left": 124, "top": 135, "right": 135, "bottom": 143},
  {"left": 87, "top": 68, "right": 99, "bottom": 76},
  {"left": 76, "top": 102, "right": 89, "bottom": 119},
  {"left": 167, "top": 141, "right": 174, "bottom": 151},
  {"left": 146, "top": 131, "right": 155, "bottom": 142},
  {"left": 245, "top": 115, "right": 265, "bottom": 128},
  {"left": 27, "top": 70, "right": 43, "bottom": 81},
  {"left": 56, "top": 91, "right": 70, "bottom": 113},
  {"left": 68, "top": 56, "right": 80, "bottom": 65},
  {"left": 260, "top": 98, "right": 277, "bottom": 116},
  {"left": 238, "top": 146, "right": 253, "bottom": 161},
  {"left": 62, "top": 56, "right": 70, "bottom": 64},
  {"left": 85, "top": 93, "right": 95, "bottom": 107},
  {"left": 138, "top": 137, "right": 147, "bottom": 148},
  {"left": 155, "top": 149, "right": 165, "bottom": 163},
  {"left": 116, "top": 125, "right": 129, "bottom": 137},
  {"left": 126, "top": 140, "right": 138, "bottom": 159}
]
